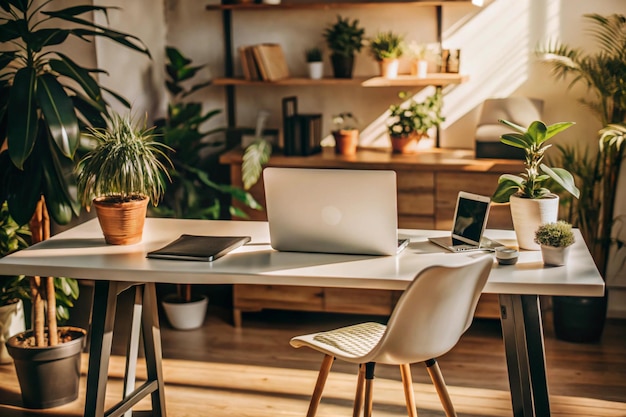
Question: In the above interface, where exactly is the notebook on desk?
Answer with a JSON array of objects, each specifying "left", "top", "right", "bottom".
[
  {"left": 263, "top": 167, "right": 409, "bottom": 256},
  {"left": 428, "top": 191, "right": 504, "bottom": 252}
]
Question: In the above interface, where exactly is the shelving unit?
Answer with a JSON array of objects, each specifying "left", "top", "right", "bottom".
[
  {"left": 212, "top": 73, "right": 468, "bottom": 87},
  {"left": 206, "top": 0, "right": 475, "bottom": 127}
]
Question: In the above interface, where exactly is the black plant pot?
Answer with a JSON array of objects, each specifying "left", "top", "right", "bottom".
[
  {"left": 6, "top": 326, "right": 86, "bottom": 409},
  {"left": 552, "top": 294, "right": 608, "bottom": 343},
  {"left": 331, "top": 54, "right": 355, "bottom": 79}
]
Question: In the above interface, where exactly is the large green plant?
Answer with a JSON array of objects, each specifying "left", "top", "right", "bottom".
[
  {"left": 491, "top": 120, "right": 580, "bottom": 203},
  {"left": 323, "top": 15, "right": 365, "bottom": 58},
  {"left": 537, "top": 13, "right": 626, "bottom": 273},
  {"left": 153, "top": 46, "right": 261, "bottom": 219},
  {"left": 0, "top": 0, "right": 149, "bottom": 347}
]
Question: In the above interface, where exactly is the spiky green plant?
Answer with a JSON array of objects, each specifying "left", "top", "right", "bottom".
[
  {"left": 369, "top": 31, "right": 405, "bottom": 61},
  {"left": 76, "top": 112, "right": 172, "bottom": 207}
]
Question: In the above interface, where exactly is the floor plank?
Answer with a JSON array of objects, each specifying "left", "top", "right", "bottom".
[{"left": 0, "top": 306, "right": 624, "bottom": 417}]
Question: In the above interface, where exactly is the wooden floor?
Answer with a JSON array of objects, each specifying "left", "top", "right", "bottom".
[{"left": 0, "top": 305, "right": 625, "bottom": 417}]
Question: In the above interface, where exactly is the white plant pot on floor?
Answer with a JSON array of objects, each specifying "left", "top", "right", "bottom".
[
  {"left": 162, "top": 294, "right": 209, "bottom": 330},
  {"left": 509, "top": 194, "right": 559, "bottom": 250},
  {"left": 0, "top": 299, "right": 26, "bottom": 364}
]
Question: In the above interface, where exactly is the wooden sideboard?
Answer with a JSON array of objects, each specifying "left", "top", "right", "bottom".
[{"left": 220, "top": 147, "right": 523, "bottom": 325}]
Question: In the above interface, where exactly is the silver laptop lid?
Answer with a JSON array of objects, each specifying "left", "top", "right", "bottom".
[{"left": 263, "top": 167, "right": 399, "bottom": 255}]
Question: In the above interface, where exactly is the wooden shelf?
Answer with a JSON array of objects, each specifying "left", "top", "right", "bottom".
[
  {"left": 212, "top": 73, "right": 468, "bottom": 87},
  {"left": 207, "top": 1, "right": 475, "bottom": 11}
]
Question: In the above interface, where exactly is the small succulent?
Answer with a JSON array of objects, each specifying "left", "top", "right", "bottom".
[
  {"left": 534, "top": 221, "right": 575, "bottom": 248},
  {"left": 305, "top": 47, "right": 323, "bottom": 63}
]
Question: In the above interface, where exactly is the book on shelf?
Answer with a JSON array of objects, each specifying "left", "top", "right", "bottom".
[
  {"left": 147, "top": 234, "right": 251, "bottom": 262},
  {"left": 237, "top": 43, "right": 288, "bottom": 82}
]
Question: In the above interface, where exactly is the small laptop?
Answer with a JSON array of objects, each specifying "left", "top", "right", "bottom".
[
  {"left": 428, "top": 191, "right": 503, "bottom": 252},
  {"left": 263, "top": 167, "right": 409, "bottom": 256}
]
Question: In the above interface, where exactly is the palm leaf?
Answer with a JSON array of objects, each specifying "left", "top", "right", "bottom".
[
  {"left": 242, "top": 138, "right": 272, "bottom": 190},
  {"left": 36, "top": 73, "right": 80, "bottom": 158},
  {"left": 7, "top": 67, "right": 38, "bottom": 169}
]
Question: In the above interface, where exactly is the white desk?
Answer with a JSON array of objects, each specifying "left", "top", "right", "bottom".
[{"left": 0, "top": 218, "right": 605, "bottom": 417}]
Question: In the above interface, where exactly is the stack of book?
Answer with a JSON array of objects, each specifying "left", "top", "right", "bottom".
[{"left": 239, "top": 43, "right": 290, "bottom": 81}]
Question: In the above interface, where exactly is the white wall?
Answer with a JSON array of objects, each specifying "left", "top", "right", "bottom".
[{"left": 94, "top": 0, "right": 625, "bottom": 154}]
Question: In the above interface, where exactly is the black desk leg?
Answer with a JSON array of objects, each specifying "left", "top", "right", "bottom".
[
  {"left": 499, "top": 294, "right": 551, "bottom": 417},
  {"left": 141, "top": 283, "right": 167, "bottom": 416},
  {"left": 85, "top": 281, "right": 121, "bottom": 417},
  {"left": 84, "top": 282, "right": 166, "bottom": 417}
]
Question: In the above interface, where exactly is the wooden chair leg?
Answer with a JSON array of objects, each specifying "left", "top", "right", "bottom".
[
  {"left": 425, "top": 359, "right": 457, "bottom": 417},
  {"left": 400, "top": 364, "right": 418, "bottom": 417},
  {"left": 364, "top": 362, "right": 376, "bottom": 417},
  {"left": 307, "top": 354, "right": 334, "bottom": 417},
  {"left": 353, "top": 364, "right": 366, "bottom": 417}
]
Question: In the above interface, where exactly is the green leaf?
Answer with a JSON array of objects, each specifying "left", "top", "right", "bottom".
[
  {"left": 7, "top": 67, "right": 38, "bottom": 169},
  {"left": 540, "top": 164, "right": 580, "bottom": 199},
  {"left": 50, "top": 55, "right": 105, "bottom": 109},
  {"left": 0, "top": 18, "right": 23, "bottom": 42},
  {"left": 6, "top": 152, "right": 42, "bottom": 226},
  {"left": 0, "top": 51, "right": 16, "bottom": 71},
  {"left": 500, "top": 133, "right": 531, "bottom": 149},
  {"left": 36, "top": 73, "right": 80, "bottom": 158},
  {"left": 492, "top": 175, "right": 524, "bottom": 203},
  {"left": 242, "top": 139, "right": 272, "bottom": 190},
  {"left": 527, "top": 121, "right": 547, "bottom": 145},
  {"left": 544, "top": 121, "right": 575, "bottom": 142},
  {"left": 27, "top": 29, "right": 70, "bottom": 52}
]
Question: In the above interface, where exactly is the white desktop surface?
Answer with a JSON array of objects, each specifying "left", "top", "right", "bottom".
[{"left": 0, "top": 218, "right": 604, "bottom": 297}]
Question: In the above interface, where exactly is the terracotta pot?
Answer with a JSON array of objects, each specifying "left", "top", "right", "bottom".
[
  {"left": 390, "top": 132, "right": 423, "bottom": 154},
  {"left": 509, "top": 194, "right": 559, "bottom": 250},
  {"left": 94, "top": 196, "right": 149, "bottom": 245},
  {"left": 380, "top": 58, "right": 399, "bottom": 78},
  {"left": 333, "top": 129, "right": 359, "bottom": 155}
]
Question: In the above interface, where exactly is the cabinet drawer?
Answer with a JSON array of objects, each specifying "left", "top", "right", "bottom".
[
  {"left": 397, "top": 171, "right": 435, "bottom": 216},
  {"left": 234, "top": 284, "right": 323, "bottom": 311},
  {"left": 325, "top": 288, "right": 398, "bottom": 315}
]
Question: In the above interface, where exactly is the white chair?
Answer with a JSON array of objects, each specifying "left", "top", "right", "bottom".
[{"left": 290, "top": 255, "right": 494, "bottom": 417}]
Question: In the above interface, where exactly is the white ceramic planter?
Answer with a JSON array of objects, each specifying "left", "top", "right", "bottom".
[
  {"left": 0, "top": 299, "right": 26, "bottom": 364},
  {"left": 541, "top": 245, "right": 571, "bottom": 266},
  {"left": 307, "top": 61, "right": 324, "bottom": 80},
  {"left": 414, "top": 59, "right": 428, "bottom": 78},
  {"left": 162, "top": 294, "right": 209, "bottom": 330},
  {"left": 380, "top": 58, "right": 400, "bottom": 79},
  {"left": 509, "top": 194, "right": 559, "bottom": 250}
]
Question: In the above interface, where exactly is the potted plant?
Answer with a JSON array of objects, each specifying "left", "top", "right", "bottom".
[
  {"left": 0, "top": 0, "right": 149, "bottom": 409},
  {"left": 332, "top": 112, "right": 360, "bottom": 156},
  {"left": 407, "top": 41, "right": 434, "bottom": 78},
  {"left": 369, "top": 31, "right": 405, "bottom": 78},
  {"left": 76, "top": 112, "right": 173, "bottom": 245},
  {"left": 535, "top": 221, "right": 575, "bottom": 266},
  {"left": 152, "top": 46, "right": 261, "bottom": 330},
  {"left": 387, "top": 90, "right": 445, "bottom": 154},
  {"left": 0, "top": 202, "right": 29, "bottom": 364},
  {"left": 323, "top": 15, "right": 365, "bottom": 79},
  {"left": 491, "top": 119, "right": 580, "bottom": 250},
  {"left": 305, "top": 47, "right": 324, "bottom": 80}
]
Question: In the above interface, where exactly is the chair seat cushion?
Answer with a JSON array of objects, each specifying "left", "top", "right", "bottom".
[{"left": 313, "top": 322, "right": 386, "bottom": 357}]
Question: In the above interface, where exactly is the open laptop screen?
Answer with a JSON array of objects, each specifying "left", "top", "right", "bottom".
[{"left": 452, "top": 193, "right": 490, "bottom": 245}]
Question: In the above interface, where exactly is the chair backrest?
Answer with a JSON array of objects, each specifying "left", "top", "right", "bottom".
[{"left": 369, "top": 255, "right": 493, "bottom": 365}]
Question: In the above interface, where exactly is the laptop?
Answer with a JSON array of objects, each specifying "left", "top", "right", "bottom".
[
  {"left": 263, "top": 167, "right": 409, "bottom": 256},
  {"left": 428, "top": 191, "right": 503, "bottom": 252}
]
